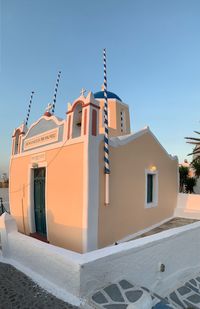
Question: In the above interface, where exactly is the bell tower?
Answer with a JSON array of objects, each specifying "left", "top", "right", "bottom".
[
  {"left": 94, "top": 90, "right": 131, "bottom": 137},
  {"left": 66, "top": 90, "right": 100, "bottom": 140},
  {"left": 66, "top": 90, "right": 100, "bottom": 252}
]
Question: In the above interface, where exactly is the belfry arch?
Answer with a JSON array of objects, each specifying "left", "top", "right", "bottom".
[
  {"left": 72, "top": 102, "right": 83, "bottom": 138},
  {"left": 14, "top": 129, "right": 21, "bottom": 155}
]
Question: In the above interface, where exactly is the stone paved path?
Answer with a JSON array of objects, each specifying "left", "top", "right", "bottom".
[
  {"left": 0, "top": 262, "right": 79, "bottom": 309},
  {"left": 89, "top": 277, "right": 200, "bottom": 308}
]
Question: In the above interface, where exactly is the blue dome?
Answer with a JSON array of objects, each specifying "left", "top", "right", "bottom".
[{"left": 94, "top": 91, "right": 122, "bottom": 102}]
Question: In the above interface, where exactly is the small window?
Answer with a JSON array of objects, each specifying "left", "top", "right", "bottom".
[
  {"left": 145, "top": 170, "right": 158, "bottom": 208},
  {"left": 147, "top": 174, "right": 153, "bottom": 203},
  {"left": 120, "top": 110, "right": 126, "bottom": 133}
]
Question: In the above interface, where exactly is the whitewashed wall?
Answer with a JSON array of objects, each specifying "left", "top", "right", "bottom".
[
  {"left": 79, "top": 221, "right": 200, "bottom": 298},
  {"left": 175, "top": 193, "right": 200, "bottom": 219},
  {"left": 1, "top": 213, "right": 200, "bottom": 305},
  {"left": 0, "top": 213, "right": 82, "bottom": 306}
]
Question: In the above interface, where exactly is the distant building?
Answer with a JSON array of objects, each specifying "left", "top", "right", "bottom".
[
  {"left": 9, "top": 89, "right": 178, "bottom": 253},
  {"left": 0, "top": 173, "right": 9, "bottom": 188},
  {"left": 1, "top": 173, "right": 8, "bottom": 182}
]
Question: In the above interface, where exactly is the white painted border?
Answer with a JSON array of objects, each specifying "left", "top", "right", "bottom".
[
  {"left": 145, "top": 169, "right": 158, "bottom": 208},
  {"left": 22, "top": 115, "right": 65, "bottom": 141},
  {"left": 27, "top": 164, "right": 35, "bottom": 233},
  {"left": 82, "top": 105, "right": 102, "bottom": 252},
  {"left": 110, "top": 126, "right": 177, "bottom": 161}
]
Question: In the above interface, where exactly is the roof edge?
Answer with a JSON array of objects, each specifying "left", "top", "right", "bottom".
[{"left": 110, "top": 127, "right": 178, "bottom": 161}]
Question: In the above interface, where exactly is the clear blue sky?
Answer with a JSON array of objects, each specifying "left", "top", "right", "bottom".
[{"left": 1, "top": 0, "right": 200, "bottom": 174}]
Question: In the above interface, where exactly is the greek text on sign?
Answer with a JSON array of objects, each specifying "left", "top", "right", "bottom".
[
  {"left": 24, "top": 128, "right": 59, "bottom": 150},
  {"left": 31, "top": 153, "right": 45, "bottom": 163}
]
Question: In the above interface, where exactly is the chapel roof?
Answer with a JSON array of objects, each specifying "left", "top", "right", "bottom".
[{"left": 94, "top": 91, "right": 122, "bottom": 102}]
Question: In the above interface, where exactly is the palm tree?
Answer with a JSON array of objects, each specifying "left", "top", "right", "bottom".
[
  {"left": 179, "top": 166, "right": 189, "bottom": 192},
  {"left": 185, "top": 131, "right": 200, "bottom": 156},
  {"left": 191, "top": 157, "right": 200, "bottom": 178}
]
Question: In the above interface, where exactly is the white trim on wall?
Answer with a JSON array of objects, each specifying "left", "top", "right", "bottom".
[
  {"left": 82, "top": 106, "right": 102, "bottom": 252},
  {"left": 145, "top": 169, "right": 158, "bottom": 209},
  {"left": 110, "top": 127, "right": 178, "bottom": 161},
  {"left": 22, "top": 115, "right": 65, "bottom": 141}
]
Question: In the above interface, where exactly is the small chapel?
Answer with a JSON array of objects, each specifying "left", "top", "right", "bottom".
[{"left": 9, "top": 55, "right": 178, "bottom": 253}]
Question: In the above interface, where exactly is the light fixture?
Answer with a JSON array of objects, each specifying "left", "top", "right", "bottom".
[
  {"left": 150, "top": 165, "right": 157, "bottom": 172},
  {"left": 32, "top": 162, "right": 38, "bottom": 169}
]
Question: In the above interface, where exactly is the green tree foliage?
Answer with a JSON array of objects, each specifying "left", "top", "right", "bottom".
[
  {"left": 185, "top": 131, "right": 200, "bottom": 156},
  {"left": 185, "top": 177, "right": 197, "bottom": 194},
  {"left": 191, "top": 157, "right": 200, "bottom": 178},
  {"left": 179, "top": 166, "right": 189, "bottom": 193}
]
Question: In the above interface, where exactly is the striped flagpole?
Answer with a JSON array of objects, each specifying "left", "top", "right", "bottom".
[
  {"left": 51, "top": 71, "right": 61, "bottom": 114},
  {"left": 103, "top": 48, "right": 110, "bottom": 204},
  {"left": 25, "top": 91, "right": 34, "bottom": 126}
]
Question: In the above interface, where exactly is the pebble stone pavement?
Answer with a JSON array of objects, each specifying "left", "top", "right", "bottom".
[
  {"left": 1, "top": 261, "right": 200, "bottom": 309},
  {"left": 0, "top": 262, "right": 79, "bottom": 309}
]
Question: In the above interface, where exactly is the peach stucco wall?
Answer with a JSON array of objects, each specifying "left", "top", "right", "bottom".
[
  {"left": 9, "top": 142, "right": 84, "bottom": 253},
  {"left": 98, "top": 132, "right": 178, "bottom": 248},
  {"left": 98, "top": 99, "right": 130, "bottom": 136}
]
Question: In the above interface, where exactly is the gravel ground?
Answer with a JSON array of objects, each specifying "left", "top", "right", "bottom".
[{"left": 0, "top": 262, "right": 79, "bottom": 309}]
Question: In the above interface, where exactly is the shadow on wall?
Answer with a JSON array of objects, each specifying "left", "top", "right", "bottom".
[
  {"left": 14, "top": 208, "right": 84, "bottom": 253},
  {"left": 47, "top": 210, "right": 84, "bottom": 253}
]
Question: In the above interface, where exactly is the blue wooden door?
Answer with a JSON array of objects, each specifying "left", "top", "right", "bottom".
[{"left": 34, "top": 168, "right": 47, "bottom": 237}]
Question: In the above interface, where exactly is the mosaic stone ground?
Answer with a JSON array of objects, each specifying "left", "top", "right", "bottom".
[
  {"left": 89, "top": 277, "right": 200, "bottom": 308},
  {"left": 0, "top": 262, "right": 79, "bottom": 309},
  {"left": 134, "top": 218, "right": 199, "bottom": 240}
]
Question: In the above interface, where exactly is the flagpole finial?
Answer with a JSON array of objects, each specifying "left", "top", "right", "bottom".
[{"left": 51, "top": 71, "right": 61, "bottom": 114}]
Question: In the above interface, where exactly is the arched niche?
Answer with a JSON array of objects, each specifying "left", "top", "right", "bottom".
[
  {"left": 72, "top": 102, "right": 83, "bottom": 138},
  {"left": 14, "top": 129, "right": 21, "bottom": 154}
]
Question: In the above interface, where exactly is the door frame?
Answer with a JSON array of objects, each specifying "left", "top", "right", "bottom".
[{"left": 28, "top": 162, "right": 49, "bottom": 240}]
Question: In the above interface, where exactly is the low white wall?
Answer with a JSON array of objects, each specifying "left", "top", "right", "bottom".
[
  {"left": 80, "top": 221, "right": 200, "bottom": 297},
  {"left": 175, "top": 193, "right": 200, "bottom": 219},
  {"left": 1, "top": 213, "right": 200, "bottom": 305},
  {"left": 0, "top": 213, "right": 82, "bottom": 306}
]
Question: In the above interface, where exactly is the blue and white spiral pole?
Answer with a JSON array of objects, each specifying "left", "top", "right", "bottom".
[
  {"left": 25, "top": 91, "right": 34, "bottom": 126},
  {"left": 103, "top": 48, "right": 110, "bottom": 205},
  {"left": 51, "top": 71, "right": 61, "bottom": 114}
]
